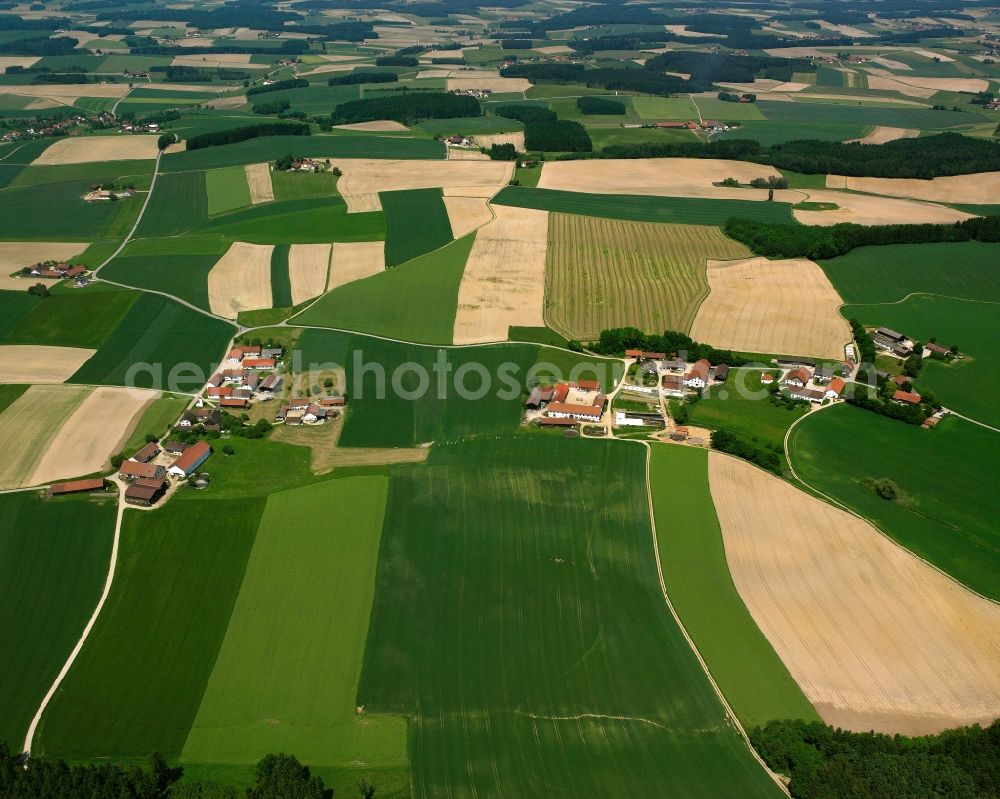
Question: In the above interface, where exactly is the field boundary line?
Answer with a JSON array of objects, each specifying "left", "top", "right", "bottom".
[
  {"left": 634, "top": 438, "right": 791, "bottom": 796},
  {"left": 22, "top": 483, "right": 127, "bottom": 755},
  {"left": 783, "top": 406, "right": 1000, "bottom": 607},
  {"left": 840, "top": 291, "right": 1000, "bottom": 308}
]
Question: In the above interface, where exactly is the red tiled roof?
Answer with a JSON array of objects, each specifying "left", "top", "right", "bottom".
[
  {"left": 50, "top": 478, "right": 105, "bottom": 495},
  {"left": 206, "top": 386, "right": 232, "bottom": 397},
  {"left": 220, "top": 398, "right": 249, "bottom": 408},
  {"left": 242, "top": 358, "right": 276, "bottom": 369},
  {"left": 576, "top": 379, "right": 600, "bottom": 391},
  {"left": 119, "top": 461, "right": 161, "bottom": 479},
  {"left": 172, "top": 440, "right": 211, "bottom": 473},
  {"left": 893, "top": 390, "right": 921, "bottom": 404},
  {"left": 552, "top": 383, "right": 569, "bottom": 403},
  {"left": 546, "top": 402, "right": 602, "bottom": 418},
  {"left": 685, "top": 359, "right": 710, "bottom": 383},
  {"left": 826, "top": 378, "right": 845, "bottom": 396}
]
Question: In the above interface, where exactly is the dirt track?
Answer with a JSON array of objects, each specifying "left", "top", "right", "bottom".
[{"left": 708, "top": 453, "right": 1000, "bottom": 735}]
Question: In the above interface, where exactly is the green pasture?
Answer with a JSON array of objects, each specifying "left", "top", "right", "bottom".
[
  {"left": 649, "top": 445, "right": 819, "bottom": 728},
  {"left": 270, "top": 168, "right": 339, "bottom": 200},
  {"left": 205, "top": 165, "right": 252, "bottom": 216},
  {"left": 720, "top": 120, "right": 869, "bottom": 146},
  {"left": 0, "top": 383, "right": 28, "bottom": 414},
  {"left": 137, "top": 171, "right": 209, "bottom": 237},
  {"left": 789, "top": 405, "right": 1000, "bottom": 602},
  {"left": 359, "top": 436, "right": 782, "bottom": 797},
  {"left": 692, "top": 96, "right": 765, "bottom": 121},
  {"left": 181, "top": 477, "right": 407, "bottom": 772},
  {"left": 196, "top": 197, "right": 385, "bottom": 244},
  {"left": 35, "top": 498, "right": 262, "bottom": 759},
  {"left": 381, "top": 187, "right": 453, "bottom": 267},
  {"left": 416, "top": 115, "right": 523, "bottom": 137},
  {"left": 254, "top": 83, "right": 359, "bottom": 114},
  {"left": 10, "top": 160, "right": 154, "bottom": 190},
  {"left": 0, "top": 492, "right": 116, "bottom": 750},
  {"left": 296, "top": 233, "right": 473, "bottom": 343},
  {"left": 100, "top": 251, "right": 223, "bottom": 312},
  {"left": 69, "top": 293, "right": 235, "bottom": 392},
  {"left": 0, "top": 179, "right": 140, "bottom": 241},
  {"left": 0, "top": 290, "right": 44, "bottom": 339},
  {"left": 0, "top": 285, "right": 139, "bottom": 349},
  {"left": 756, "top": 100, "right": 975, "bottom": 129},
  {"left": 821, "top": 242, "right": 1000, "bottom": 304},
  {"left": 687, "top": 369, "right": 808, "bottom": 450},
  {"left": 844, "top": 295, "right": 999, "bottom": 427},
  {"left": 588, "top": 126, "right": 699, "bottom": 150},
  {"left": 631, "top": 95, "right": 699, "bottom": 119},
  {"left": 493, "top": 186, "right": 796, "bottom": 225},
  {"left": 121, "top": 393, "right": 190, "bottom": 453},
  {"left": 270, "top": 244, "right": 292, "bottom": 308},
  {"left": 161, "top": 134, "right": 445, "bottom": 172}
]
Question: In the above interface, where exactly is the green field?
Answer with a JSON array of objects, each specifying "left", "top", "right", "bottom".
[
  {"left": 10, "top": 160, "right": 154, "bottom": 191},
  {"left": 381, "top": 187, "right": 453, "bottom": 267},
  {"left": 843, "top": 295, "right": 999, "bottom": 426},
  {"left": 0, "top": 492, "right": 116, "bottom": 750},
  {"left": 687, "top": 369, "right": 808, "bottom": 450},
  {"left": 136, "top": 172, "right": 209, "bottom": 237},
  {"left": 69, "top": 293, "right": 235, "bottom": 392},
  {"left": 196, "top": 196, "right": 385, "bottom": 244},
  {"left": 121, "top": 393, "right": 190, "bottom": 453},
  {"left": 588, "top": 126, "right": 699, "bottom": 150},
  {"left": 358, "top": 436, "right": 782, "bottom": 797},
  {"left": 181, "top": 477, "right": 407, "bottom": 775},
  {"left": 720, "top": 120, "right": 869, "bottom": 146},
  {"left": 821, "top": 242, "right": 1000, "bottom": 304},
  {"left": 756, "top": 100, "right": 974, "bottom": 129},
  {"left": 0, "top": 286, "right": 139, "bottom": 349},
  {"left": 36, "top": 498, "right": 263, "bottom": 759},
  {"left": 0, "top": 179, "right": 141, "bottom": 240},
  {"left": 205, "top": 165, "right": 252, "bottom": 216},
  {"left": 493, "top": 186, "right": 796, "bottom": 225},
  {"left": 693, "top": 97, "right": 766, "bottom": 121},
  {"left": 789, "top": 405, "right": 1000, "bottom": 602},
  {"left": 270, "top": 168, "right": 340, "bottom": 201},
  {"left": 649, "top": 445, "right": 819, "bottom": 729},
  {"left": 631, "top": 95, "right": 699, "bottom": 119},
  {"left": 270, "top": 243, "right": 292, "bottom": 308},
  {"left": 100, "top": 249, "right": 224, "bottom": 312},
  {"left": 295, "top": 233, "right": 474, "bottom": 343}
]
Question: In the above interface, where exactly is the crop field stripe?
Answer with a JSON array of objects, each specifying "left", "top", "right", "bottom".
[
  {"left": 205, "top": 165, "right": 252, "bottom": 217},
  {"left": 494, "top": 186, "right": 795, "bottom": 226},
  {"left": 648, "top": 445, "right": 819, "bottom": 729},
  {"left": 181, "top": 476, "right": 407, "bottom": 767},
  {"left": 136, "top": 171, "right": 208, "bottom": 237},
  {"left": 34, "top": 498, "right": 264, "bottom": 759},
  {"left": 0, "top": 492, "right": 116, "bottom": 749},
  {"left": 545, "top": 214, "right": 749, "bottom": 341},
  {"left": 381, "top": 187, "right": 454, "bottom": 267},
  {"left": 357, "top": 436, "right": 784, "bottom": 797},
  {"left": 269, "top": 244, "right": 293, "bottom": 308}
]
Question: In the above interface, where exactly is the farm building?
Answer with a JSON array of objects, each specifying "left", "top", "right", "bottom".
[
  {"left": 179, "top": 408, "right": 222, "bottom": 430},
  {"left": 242, "top": 357, "right": 276, "bottom": 370},
  {"left": 663, "top": 358, "right": 686, "bottom": 372},
  {"left": 220, "top": 398, "right": 249, "bottom": 410},
  {"left": 168, "top": 440, "right": 212, "bottom": 478},
  {"left": 760, "top": 373, "right": 775, "bottom": 385},
  {"left": 783, "top": 368, "right": 811, "bottom": 388},
  {"left": 163, "top": 441, "right": 187, "bottom": 456},
  {"left": 124, "top": 478, "right": 167, "bottom": 507},
  {"left": 825, "top": 378, "right": 846, "bottom": 399},
  {"left": 712, "top": 364, "right": 729, "bottom": 382},
  {"left": 526, "top": 386, "right": 555, "bottom": 409},
  {"left": 131, "top": 441, "right": 161, "bottom": 463},
  {"left": 789, "top": 387, "right": 825, "bottom": 404},
  {"left": 545, "top": 402, "right": 603, "bottom": 423},
  {"left": 320, "top": 396, "right": 346, "bottom": 408},
  {"left": 118, "top": 461, "right": 166, "bottom": 481},
  {"left": 662, "top": 375, "right": 686, "bottom": 398},
  {"left": 892, "top": 390, "right": 922, "bottom": 406},
  {"left": 683, "top": 359, "right": 711, "bottom": 389},
  {"left": 50, "top": 478, "right": 106, "bottom": 496},
  {"left": 776, "top": 357, "right": 816, "bottom": 369},
  {"left": 206, "top": 386, "right": 233, "bottom": 398},
  {"left": 259, "top": 373, "right": 283, "bottom": 395},
  {"left": 538, "top": 417, "right": 576, "bottom": 428},
  {"left": 813, "top": 366, "right": 833, "bottom": 384}
]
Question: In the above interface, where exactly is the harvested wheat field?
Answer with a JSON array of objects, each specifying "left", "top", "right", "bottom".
[
  {"left": 547, "top": 215, "right": 750, "bottom": 341},
  {"left": 448, "top": 147, "right": 491, "bottom": 161},
  {"left": 288, "top": 243, "right": 331, "bottom": 305},
  {"left": 203, "top": 94, "right": 247, "bottom": 110},
  {"left": 326, "top": 241, "right": 385, "bottom": 290},
  {"left": 29, "top": 386, "right": 158, "bottom": 486},
  {"left": 444, "top": 196, "right": 493, "bottom": 239},
  {"left": 0, "top": 345, "right": 95, "bottom": 383},
  {"left": 0, "top": 84, "right": 129, "bottom": 103},
  {"left": 333, "top": 120, "right": 409, "bottom": 132},
  {"left": 794, "top": 190, "right": 972, "bottom": 226},
  {"left": 872, "top": 56, "right": 912, "bottom": 70},
  {"left": 0, "top": 56, "right": 39, "bottom": 70},
  {"left": 207, "top": 241, "right": 273, "bottom": 319},
  {"left": 845, "top": 126, "right": 918, "bottom": 144},
  {"left": 825, "top": 172, "right": 1000, "bottom": 204},
  {"left": 538, "top": 158, "right": 791, "bottom": 201},
  {"left": 447, "top": 76, "right": 532, "bottom": 93},
  {"left": 864, "top": 71, "right": 988, "bottom": 98},
  {"left": 690, "top": 257, "right": 848, "bottom": 359},
  {"left": 0, "top": 241, "right": 87, "bottom": 289},
  {"left": 171, "top": 53, "right": 262, "bottom": 68},
  {"left": 708, "top": 453, "right": 1000, "bottom": 735},
  {"left": 33, "top": 135, "right": 160, "bottom": 165},
  {"left": 474, "top": 132, "right": 526, "bottom": 151},
  {"left": 244, "top": 162, "right": 274, "bottom": 204},
  {"left": 0, "top": 384, "right": 89, "bottom": 489},
  {"left": 453, "top": 205, "right": 548, "bottom": 345},
  {"left": 334, "top": 158, "right": 512, "bottom": 212}
]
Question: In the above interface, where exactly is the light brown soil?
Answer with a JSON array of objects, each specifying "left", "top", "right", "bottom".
[
  {"left": 0, "top": 84, "right": 129, "bottom": 102},
  {"left": 690, "top": 256, "right": 849, "bottom": 359},
  {"left": 334, "top": 158, "right": 513, "bottom": 212},
  {"left": 333, "top": 120, "right": 409, "bottom": 132},
  {"left": 533, "top": 45, "right": 574, "bottom": 54},
  {"left": 447, "top": 147, "right": 491, "bottom": 161},
  {"left": 865, "top": 71, "right": 987, "bottom": 97},
  {"left": 203, "top": 94, "right": 247, "bottom": 109},
  {"left": 0, "top": 345, "right": 96, "bottom": 382},
  {"left": 29, "top": 386, "right": 158, "bottom": 485},
  {"left": 444, "top": 196, "right": 492, "bottom": 238},
  {"left": 845, "top": 126, "right": 919, "bottom": 144},
  {"left": 708, "top": 453, "right": 1000, "bottom": 735},
  {"left": 447, "top": 76, "right": 531, "bottom": 93},
  {"left": 207, "top": 241, "right": 273, "bottom": 319},
  {"left": 171, "top": 53, "right": 256, "bottom": 67},
  {"left": 473, "top": 132, "right": 526, "bottom": 151},
  {"left": 0, "top": 242, "right": 87, "bottom": 283},
  {"left": 0, "top": 56, "right": 39, "bottom": 69},
  {"left": 872, "top": 56, "right": 912, "bottom": 70},
  {"left": 0, "top": 384, "right": 89, "bottom": 488},
  {"left": 244, "top": 162, "right": 274, "bottom": 204},
  {"left": 326, "top": 241, "right": 384, "bottom": 290},
  {"left": 33, "top": 135, "right": 159, "bottom": 165},
  {"left": 288, "top": 243, "right": 331, "bottom": 305},
  {"left": 453, "top": 205, "right": 548, "bottom": 344},
  {"left": 825, "top": 172, "right": 1000, "bottom": 204},
  {"left": 794, "top": 189, "right": 972, "bottom": 226}
]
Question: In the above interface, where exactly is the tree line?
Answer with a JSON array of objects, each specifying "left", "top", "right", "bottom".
[
  {"left": 751, "top": 719, "right": 1000, "bottom": 798},
  {"left": 186, "top": 122, "right": 310, "bottom": 151},
  {"left": 576, "top": 95, "right": 625, "bottom": 115},
  {"left": 246, "top": 78, "right": 308, "bottom": 96},
  {"left": 711, "top": 429, "right": 783, "bottom": 474},
  {"left": 330, "top": 91, "right": 479, "bottom": 124},
  {"left": 645, "top": 50, "right": 815, "bottom": 85},
  {"left": 495, "top": 105, "right": 591, "bottom": 152},
  {"left": 723, "top": 214, "right": 1000, "bottom": 260},
  {"left": 328, "top": 71, "right": 397, "bottom": 86},
  {"left": 591, "top": 327, "right": 748, "bottom": 366}
]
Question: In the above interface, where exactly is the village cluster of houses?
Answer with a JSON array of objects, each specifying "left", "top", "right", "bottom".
[
  {"left": 116, "top": 439, "right": 213, "bottom": 506},
  {"left": 202, "top": 344, "right": 285, "bottom": 410},
  {"left": 120, "top": 121, "right": 161, "bottom": 133},
  {"left": 24, "top": 261, "right": 88, "bottom": 281},
  {"left": 0, "top": 114, "right": 86, "bottom": 143},
  {"left": 451, "top": 88, "right": 493, "bottom": 99},
  {"left": 767, "top": 359, "right": 849, "bottom": 404},
  {"left": 275, "top": 395, "right": 345, "bottom": 425},
  {"left": 84, "top": 186, "right": 136, "bottom": 202},
  {"left": 525, "top": 380, "right": 607, "bottom": 426}
]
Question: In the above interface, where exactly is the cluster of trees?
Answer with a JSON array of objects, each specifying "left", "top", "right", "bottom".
[
  {"left": 495, "top": 105, "right": 591, "bottom": 152},
  {"left": 646, "top": 51, "right": 814, "bottom": 85},
  {"left": 148, "top": 65, "right": 251, "bottom": 83},
  {"left": 847, "top": 378, "right": 937, "bottom": 425},
  {"left": 328, "top": 71, "right": 397, "bottom": 86},
  {"left": 375, "top": 55, "right": 419, "bottom": 67},
  {"left": 576, "top": 95, "right": 625, "bottom": 115},
  {"left": 590, "top": 327, "right": 747, "bottom": 366},
  {"left": 500, "top": 38, "right": 532, "bottom": 49},
  {"left": 711, "top": 429, "right": 782, "bottom": 473},
  {"left": 724, "top": 214, "right": 1000, "bottom": 260},
  {"left": 246, "top": 78, "right": 308, "bottom": 96},
  {"left": 331, "top": 91, "right": 478, "bottom": 124},
  {"left": 220, "top": 412, "right": 273, "bottom": 439},
  {"left": 503, "top": 61, "right": 694, "bottom": 96},
  {"left": 751, "top": 718, "right": 1000, "bottom": 798},
  {"left": 849, "top": 318, "right": 876, "bottom": 363},
  {"left": 157, "top": 132, "right": 178, "bottom": 151},
  {"left": 489, "top": 142, "right": 517, "bottom": 160},
  {"left": 252, "top": 100, "right": 291, "bottom": 115},
  {"left": 186, "top": 122, "right": 310, "bottom": 151},
  {"left": 718, "top": 90, "right": 755, "bottom": 103}
]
